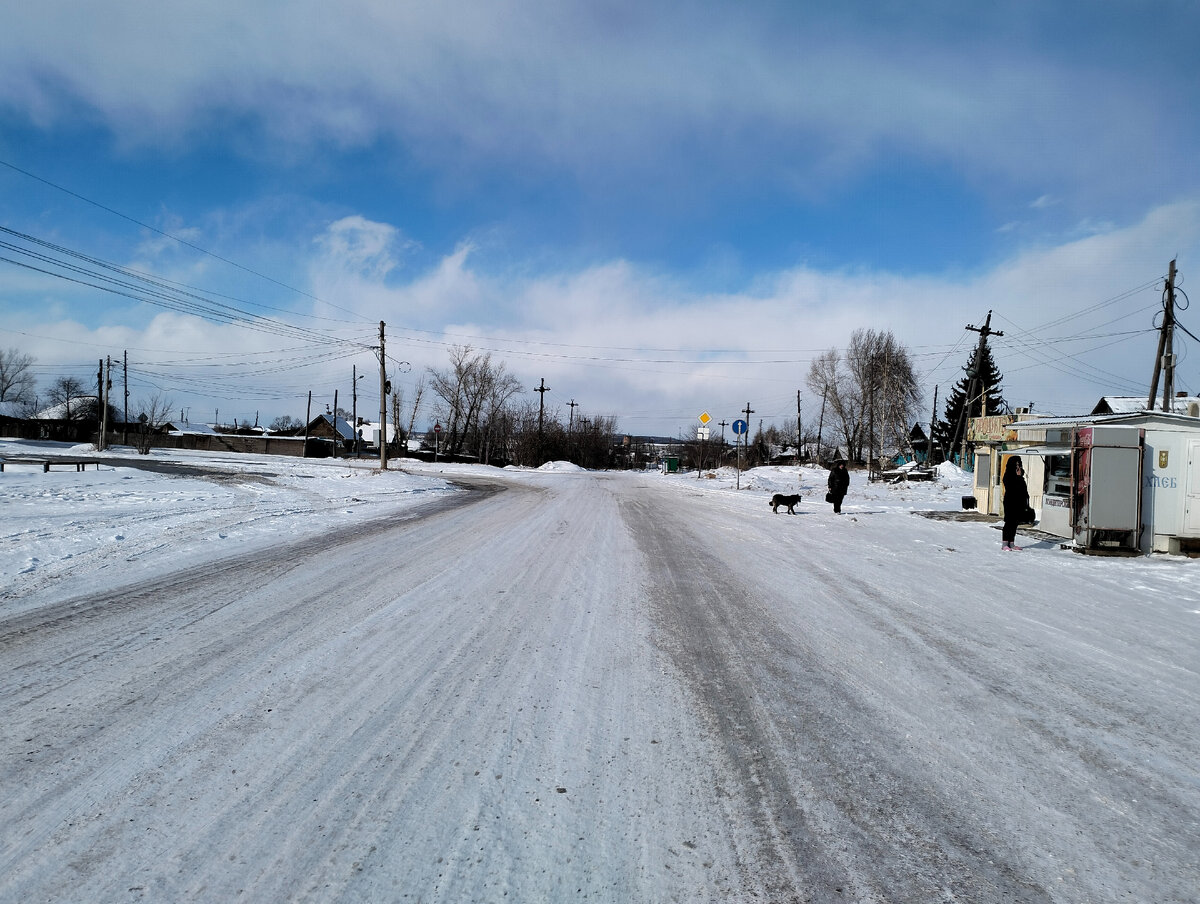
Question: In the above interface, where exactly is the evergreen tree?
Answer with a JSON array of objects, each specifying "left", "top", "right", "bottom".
[{"left": 932, "top": 341, "right": 1006, "bottom": 463}]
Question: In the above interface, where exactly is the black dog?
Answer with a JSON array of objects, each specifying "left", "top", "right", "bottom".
[{"left": 769, "top": 493, "right": 802, "bottom": 514}]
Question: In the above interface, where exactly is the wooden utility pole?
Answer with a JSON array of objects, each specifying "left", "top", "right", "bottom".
[
  {"left": 568, "top": 399, "right": 578, "bottom": 431},
  {"left": 737, "top": 402, "right": 754, "bottom": 489},
  {"left": 122, "top": 351, "right": 129, "bottom": 446},
  {"left": 104, "top": 357, "right": 112, "bottom": 448},
  {"left": 1146, "top": 260, "right": 1177, "bottom": 411},
  {"left": 535, "top": 378, "right": 550, "bottom": 463},
  {"left": 378, "top": 321, "right": 388, "bottom": 470},
  {"left": 928, "top": 384, "right": 939, "bottom": 464},
  {"left": 796, "top": 390, "right": 803, "bottom": 467},
  {"left": 1162, "top": 260, "right": 1177, "bottom": 410},
  {"left": 816, "top": 386, "right": 827, "bottom": 463},
  {"left": 304, "top": 391, "right": 312, "bottom": 454},
  {"left": 96, "top": 359, "right": 104, "bottom": 450},
  {"left": 352, "top": 364, "right": 360, "bottom": 458},
  {"left": 958, "top": 311, "right": 1003, "bottom": 466}
]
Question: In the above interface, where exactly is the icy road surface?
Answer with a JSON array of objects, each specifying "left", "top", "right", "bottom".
[{"left": 2, "top": 463, "right": 1198, "bottom": 903}]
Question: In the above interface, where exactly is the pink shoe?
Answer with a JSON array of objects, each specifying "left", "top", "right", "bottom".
[{"left": 1009, "top": 545, "right": 1023, "bottom": 551}]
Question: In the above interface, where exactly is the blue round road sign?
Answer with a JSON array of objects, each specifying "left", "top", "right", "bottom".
[{"left": 732, "top": 419, "right": 748, "bottom": 435}]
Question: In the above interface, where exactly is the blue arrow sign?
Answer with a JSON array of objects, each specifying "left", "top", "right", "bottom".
[{"left": 732, "top": 418, "right": 748, "bottom": 435}]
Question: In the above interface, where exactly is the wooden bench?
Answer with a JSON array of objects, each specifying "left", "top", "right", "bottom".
[{"left": 0, "top": 457, "right": 102, "bottom": 473}]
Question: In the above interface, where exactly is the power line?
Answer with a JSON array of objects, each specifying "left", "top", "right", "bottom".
[{"left": 0, "top": 156, "right": 368, "bottom": 321}]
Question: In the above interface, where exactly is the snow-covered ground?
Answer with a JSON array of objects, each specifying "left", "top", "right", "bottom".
[
  {"left": 3, "top": 439, "right": 1198, "bottom": 902},
  {"left": 0, "top": 440, "right": 969, "bottom": 608},
  {"left": 0, "top": 440, "right": 459, "bottom": 610}
]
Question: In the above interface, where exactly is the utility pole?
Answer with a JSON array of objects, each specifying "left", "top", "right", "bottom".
[
  {"left": 304, "top": 391, "right": 312, "bottom": 455},
  {"left": 568, "top": 399, "right": 578, "bottom": 431},
  {"left": 928, "top": 384, "right": 939, "bottom": 465},
  {"left": 1148, "top": 260, "right": 1178, "bottom": 411},
  {"left": 332, "top": 390, "right": 338, "bottom": 458},
  {"left": 104, "top": 357, "right": 112, "bottom": 449},
  {"left": 958, "top": 311, "right": 1003, "bottom": 467},
  {"left": 535, "top": 378, "right": 550, "bottom": 463},
  {"left": 122, "top": 351, "right": 129, "bottom": 446},
  {"left": 817, "top": 386, "right": 827, "bottom": 464},
  {"left": 96, "top": 359, "right": 104, "bottom": 450},
  {"left": 378, "top": 321, "right": 388, "bottom": 470},
  {"left": 796, "top": 390, "right": 803, "bottom": 469},
  {"left": 737, "top": 402, "right": 754, "bottom": 489},
  {"left": 352, "top": 364, "right": 359, "bottom": 458}
]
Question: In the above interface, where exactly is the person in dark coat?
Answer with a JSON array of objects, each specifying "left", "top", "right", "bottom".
[
  {"left": 1001, "top": 455, "right": 1030, "bottom": 551},
  {"left": 827, "top": 461, "right": 850, "bottom": 514}
]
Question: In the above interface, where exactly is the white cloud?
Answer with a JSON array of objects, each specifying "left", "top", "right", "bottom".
[
  {"left": 281, "top": 199, "right": 1200, "bottom": 429},
  {"left": 2, "top": 2, "right": 1195, "bottom": 209}
]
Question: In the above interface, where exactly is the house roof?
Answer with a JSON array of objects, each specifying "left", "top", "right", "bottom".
[
  {"left": 164, "top": 421, "right": 221, "bottom": 435},
  {"left": 308, "top": 414, "right": 357, "bottom": 441},
  {"left": 1009, "top": 410, "right": 1200, "bottom": 432},
  {"left": 33, "top": 396, "right": 99, "bottom": 419},
  {"left": 1092, "top": 395, "right": 1200, "bottom": 415}
]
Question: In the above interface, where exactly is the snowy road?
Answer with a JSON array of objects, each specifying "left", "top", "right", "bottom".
[{"left": 2, "top": 467, "right": 1198, "bottom": 903}]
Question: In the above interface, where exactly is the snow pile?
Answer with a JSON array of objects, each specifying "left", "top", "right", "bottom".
[{"left": 537, "top": 460, "right": 586, "bottom": 472}]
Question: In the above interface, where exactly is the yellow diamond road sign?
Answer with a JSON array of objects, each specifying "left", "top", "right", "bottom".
[{"left": 699, "top": 411, "right": 711, "bottom": 425}]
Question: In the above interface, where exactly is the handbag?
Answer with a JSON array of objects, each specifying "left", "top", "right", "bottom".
[
  {"left": 1021, "top": 505, "right": 1036, "bottom": 524},
  {"left": 825, "top": 491, "right": 835, "bottom": 503}
]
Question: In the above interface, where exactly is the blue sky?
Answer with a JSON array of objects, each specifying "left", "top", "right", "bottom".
[{"left": 2, "top": 1, "right": 1199, "bottom": 436}]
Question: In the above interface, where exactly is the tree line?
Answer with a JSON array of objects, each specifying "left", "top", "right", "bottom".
[{"left": 4, "top": 327, "right": 1007, "bottom": 469}]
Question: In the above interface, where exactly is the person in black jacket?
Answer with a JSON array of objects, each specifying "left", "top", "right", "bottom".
[
  {"left": 827, "top": 460, "right": 850, "bottom": 514},
  {"left": 1001, "top": 456, "right": 1030, "bottom": 551}
]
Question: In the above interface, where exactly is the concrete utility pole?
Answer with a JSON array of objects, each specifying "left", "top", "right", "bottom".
[
  {"left": 1147, "top": 260, "right": 1177, "bottom": 411},
  {"left": 378, "top": 321, "right": 388, "bottom": 470},
  {"left": 535, "top": 378, "right": 550, "bottom": 463},
  {"left": 958, "top": 311, "right": 1003, "bottom": 467}
]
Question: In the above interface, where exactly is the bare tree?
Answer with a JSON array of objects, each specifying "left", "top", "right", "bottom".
[
  {"left": 0, "top": 348, "right": 36, "bottom": 408},
  {"left": 133, "top": 394, "right": 175, "bottom": 454},
  {"left": 806, "top": 348, "right": 862, "bottom": 462},
  {"left": 46, "top": 376, "right": 92, "bottom": 421},
  {"left": 427, "top": 346, "right": 473, "bottom": 453},
  {"left": 846, "top": 328, "right": 921, "bottom": 467},
  {"left": 406, "top": 375, "right": 426, "bottom": 449},
  {"left": 269, "top": 415, "right": 303, "bottom": 433},
  {"left": 806, "top": 330, "right": 921, "bottom": 465},
  {"left": 428, "top": 347, "right": 525, "bottom": 460}
]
